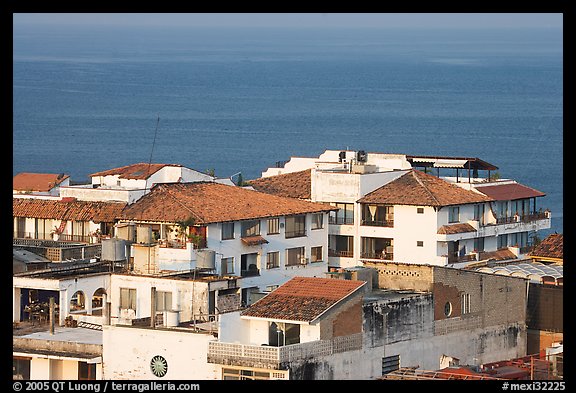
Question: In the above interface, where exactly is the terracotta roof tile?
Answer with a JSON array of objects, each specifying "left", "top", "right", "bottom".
[
  {"left": 120, "top": 182, "right": 335, "bottom": 224},
  {"left": 13, "top": 198, "right": 126, "bottom": 223},
  {"left": 478, "top": 249, "right": 517, "bottom": 262},
  {"left": 358, "top": 170, "right": 493, "bottom": 207},
  {"left": 475, "top": 182, "right": 546, "bottom": 200},
  {"left": 437, "top": 223, "right": 477, "bottom": 235},
  {"left": 241, "top": 277, "right": 365, "bottom": 322},
  {"left": 529, "top": 234, "right": 563, "bottom": 260},
  {"left": 90, "top": 163, "right": 180, "bottom": 180},
  {"left": 13, "top": 173, "right": 69, "bottom": 192},
  {"left": 247, "top": 169, "right": 311, "bottom": 200}
]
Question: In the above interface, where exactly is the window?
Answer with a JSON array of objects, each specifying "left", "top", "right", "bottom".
[
  {"left": 267, "top": 217, "right": 280, "bottom": 234},
  {"left": 311, "top": 246, "right": 323, "bottom": 262},
  {"left": 329, "top": 203, "right": 354, "bottom": 225},
  {"left": 13, "top": 357, "right": 30, "bottom": 380},
  {"left": 474, "top": 237, "right": 485, "bottom": 252},
  {"left": 285, "top": 215, "right": 306, "bottom": 238},
  {"left": 221, "top": 222, "right": 234, "bottom": 240},
  {"left": 417, "top": 207, "right": 424, "bottom": 214},
  {"left": 416, "top": 241, "right": 424, "bottom": 247},
  {"left": 70, "top": 291, "right": 86, "bottom": 312},
  {"left": 221, "top": 257, "right": 234, "bottom": 275},
  {"left": 497, "top": 234, "right": 508, "bottom": 249},
  {"left": 286, "top": 247, "right": 306, "bottom": 266},
  {"left": 78, "top": 361, "right": 96, "bottom": 380},
  {"left": 448, "top": 207, "right": 460, "bottom": 223},
  {"left": 266, "top": 251, "right": 280, "bottom": 269},
  {"left": 382, "top": 355, "right": 400, "bottom": 375},
  {"left": 155, "top": 291, "right": 172, "bottom": 312},
  {"left": 461, "top": 293, "right": 471, "bottom": 314},
  {"left": 120, "top": 288, "right": 136, "bottom": 311},
  {"left": 241, "top": 220, "right": 260, "bottom": 238},
  {"left": 474, "top": 204, "right": 485, "bottom": 224},
  {"left": 311, "top": 213, "right": 324, "bottom": 230},
  {"left": 444, "top": 302, "right": 453, "bottom": 317}
]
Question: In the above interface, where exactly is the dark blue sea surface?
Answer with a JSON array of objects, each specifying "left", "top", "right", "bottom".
[{"left": 13, "top": 25, "right": 563, "bottom": 235}]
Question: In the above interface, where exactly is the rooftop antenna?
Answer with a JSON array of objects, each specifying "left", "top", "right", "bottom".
[{"left": 144, "top": 114, "right": 160, "bottom": 195}]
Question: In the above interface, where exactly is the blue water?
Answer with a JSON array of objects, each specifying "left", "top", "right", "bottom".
[{"left": 13, "top": 25, "right": 563, "bottom": 235}]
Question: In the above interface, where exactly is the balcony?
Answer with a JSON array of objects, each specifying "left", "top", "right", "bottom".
[
  {"left": 361, "top": 219, "right": 394, "bottom": 227},
  {"left": 241, "top": 268, "right": 260, "bottom": 278},
  {"left": 328, "top": 249, "right": 354, "bottom": 258},
  {"left": 207, "top": 333, "right": 362, "bottom": 369},
  {"left": 360, "top": 251, "right": 393, "bottom": 261},
  {"left": 496, "top": 211, "right": 550, "bottom": 225},
  {"left": 328, "top": 217, "right": 354, "bottom": 225}
]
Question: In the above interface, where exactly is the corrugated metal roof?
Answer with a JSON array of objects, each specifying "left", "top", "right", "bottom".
[{"left": 474, "top": 261, "right": 563, "bottom": 284}]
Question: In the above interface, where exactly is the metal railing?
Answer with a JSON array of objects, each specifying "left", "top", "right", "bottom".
[
  {"left": 328, "top": 216, "right": 354, "bottom": 225},
  {"left": 328, "top": 249, "right": 354, "bottom": 258},
  {"left": 360, "top": 251, "right": 394, "bottom": 261},
  {"left": 361, "top": 219, "right": 394, "bottom": 227}
]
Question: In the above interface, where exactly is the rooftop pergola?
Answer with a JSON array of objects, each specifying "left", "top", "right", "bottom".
[{"left": 406, "top": 155, "right": 499, "bottom": 183}]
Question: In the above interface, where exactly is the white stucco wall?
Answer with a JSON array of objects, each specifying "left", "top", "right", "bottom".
[
  {"left": 102, "top": 325, "right": 218, "bottom": 380},
  {"left": 207, "top": 213, "right": 330, "bottom": 291}
]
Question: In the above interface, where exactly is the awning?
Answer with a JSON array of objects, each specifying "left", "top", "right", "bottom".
[
  {"left": 241, "top": 235, "right": 269, "bottom": 246},
  {"left": 475, "top": 183, "right": 546, "bottom": 200}
]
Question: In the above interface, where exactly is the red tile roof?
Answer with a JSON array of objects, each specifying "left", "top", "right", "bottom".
[
  {"left": 241, "top": 277, "right": 365, "bottom": 322},
  {"left": 358, "top": 170, "right": 493, "bottom": 207},
  {"left": 530, "top": 233, "right": 563, "bottom": 260},
  {"left": 474, "top": 182, "right": 545, "bottom": 201},
  {"left": 437, "top": 223, "right": 477, "bottom": 235},
  {"left": 120, "top": 182, "right": 335, "bottom": 224},
  {"left": 90, "top": 163, "right": 180, "bottom": 180},
  {"left": 478, "top": 249, "right": 517, "bottom": 262},
  {"left": 247, "top": 169, "right": 312, "bottom": 200},
  {"left": 13, "top": 173, "right": 69, "bottom": 192},
  {"left": 13, "top": 198, "right": 126, "bottom": 223}
]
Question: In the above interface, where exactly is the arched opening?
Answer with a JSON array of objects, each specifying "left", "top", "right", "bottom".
[
  {"left": 70, "top": 291, "right": 86, "bottom": 313},
  {"left": 92, "top": 288, "right": 106, "bottom": 316}
]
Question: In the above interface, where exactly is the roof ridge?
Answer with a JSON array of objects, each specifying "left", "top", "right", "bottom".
[{"left": 411, "top": 170, "right": 442, "bottom": 206}]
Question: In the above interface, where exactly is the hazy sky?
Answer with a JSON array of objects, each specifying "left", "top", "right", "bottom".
[{"left": 13, "top": 13, "right": 563, "bottom": 29}]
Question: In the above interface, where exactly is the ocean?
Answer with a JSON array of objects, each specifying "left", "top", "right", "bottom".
[{"left": 12, "top": 25, "right": 563, "bottom": 235}]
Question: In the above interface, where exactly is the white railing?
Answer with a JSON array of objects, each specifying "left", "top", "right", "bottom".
[{"left": 207, "top": 333, "right": 363, "bottom": 367}]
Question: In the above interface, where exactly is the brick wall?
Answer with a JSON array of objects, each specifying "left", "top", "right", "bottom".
[
  {"left": 363, "top": 262, "right": 433, "bottom": 292},
  {"left": 319, "top": 295, "right": 363, "bottom": 340}
]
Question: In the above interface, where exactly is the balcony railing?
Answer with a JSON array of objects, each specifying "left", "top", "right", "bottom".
[
  {"left": 13, "top": 231, "right": 97, "bottom": 243},
  {"left": 207, "top": 333, "right": 362, "bottom": 369},
  {"left": 445, "top": 254, "right": 478, "bottom": 264},
  {"left": 241, "top": 268, "right": 260, "bottom": 278},
  {"left": 361, "top": 219, "right": 394, "bottom": 227},
  {"left": 328, "top": 249, "right": 354, "bottom": 258},
  {"left": 285, "top": 230, "right": 307, "bottom": 239},
  {"left": 328, "top": 217, "right": 354, "bottom": 225},
  {"left": 496, "top": 211, "right": 550, "bottom": 225},
  {"left": 360, "top": 251, "right": 393, "bottom": 261}
]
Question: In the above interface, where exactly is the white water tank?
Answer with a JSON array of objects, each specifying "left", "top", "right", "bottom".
[
  {"left": 196, "top": 249, "right": 216, "bottom": 269},
  {"left": 164, "top": 310, "right": 180, "bottom": 327}
]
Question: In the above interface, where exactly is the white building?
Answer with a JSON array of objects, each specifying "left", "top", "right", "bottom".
[
  {"left": 250, "top": 150, "right": 551, "bottom": 268},
  {"left": 118, "top": 181, "right": 336, "bottom": 305},
  {"left": 60, "top": 162, "right": 232, "bottom": 204},
  {"left": 13, "top": 172, "right": 70, "bottom": 198}
]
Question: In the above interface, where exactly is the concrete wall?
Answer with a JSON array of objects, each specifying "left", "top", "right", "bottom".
[
  {"left": 102, "top": 325, "right": 218, "bottom": 380},
  {"left": 109, "top": 274, "right": 211, "bottom": 323}
]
